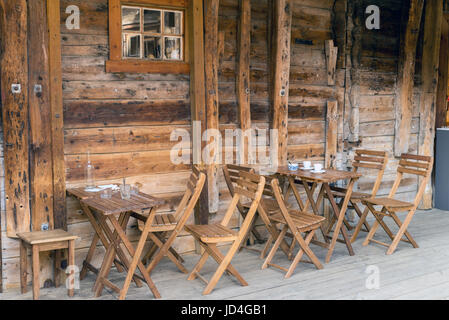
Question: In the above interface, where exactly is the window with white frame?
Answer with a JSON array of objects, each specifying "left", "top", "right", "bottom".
[{"left": 121, "top": 5, "right": 184, "bottom": 61}]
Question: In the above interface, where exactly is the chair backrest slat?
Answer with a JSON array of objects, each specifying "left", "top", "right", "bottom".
[
  {"left": 220, "top": 171, "right": 265, "bottom": 238},
  {"left": 173, "top": 167, "right": 206, "bottom": 223},
  {"left": 352, "top": 149, "right": 388, "bottom": 197},
  {"left": 389, "top": 154, "right": 433, "bottom": 205}
]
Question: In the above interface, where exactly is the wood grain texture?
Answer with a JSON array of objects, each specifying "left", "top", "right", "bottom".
[
  {"left": 28, "top": 0, "right": 55, "bottom": 231},
  {"left": 204, "top": 0, "right": 220, "bottom": 213},
  {"left": 237, "top": 0, "right": 252, "bottom": 163},
  {"left": 48, "top": 0, "right": 67, "bottom": 229},
  {"left": 0, "top": 0, "right": 31, "bottom": 238},
  {"left": 394, "top": 0, "right": 424, "bottom": 157},
  {"left": 271, "top": 0, "right": 293, "bottom": 165},
  {"left": 418, "top": 0, "right": 443, "bottom": 209}
]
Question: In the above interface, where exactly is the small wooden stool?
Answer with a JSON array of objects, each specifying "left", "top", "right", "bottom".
[{"left": 17, "top": 229, "right": 79, "bottom": 300}]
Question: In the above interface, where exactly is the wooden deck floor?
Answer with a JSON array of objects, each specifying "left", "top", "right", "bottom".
[{"left": 2, "top": 209, "right": 449, "bottom": 300}]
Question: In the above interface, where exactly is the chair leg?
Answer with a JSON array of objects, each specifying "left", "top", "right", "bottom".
[
  {"left": 20, "top": 240, "right": 27, "bottom": 294},
  {"left": 260, "top": 234, "right": 273, "bottom": 259},
  {"left": 363, "top": 219, "right": 380, "bottom": 247},
  {"left": 262, "top": 225, "right": 288, "bottom": 270},
  {"left": 187, "top": 250, "right": 210, "bottom": 281},
  {"left": 387, "top": 210, "right": 417, "bottom": 255},
  {"left": 390, "top": 212, "right": 419, "bottom": 248},
  {"left": 205, "top": 244, "right": 247, "bottom": 287},
  {"left": 68, "top": 240, "right": 75, "bottom": 297},
  {"left": 146, "top": 233, "right": 188, "bottom": 274},
  {"left": 351, "top": 206, "right": 370, "bottom": 243},
  {"left": 203, "top": 240, "right": 245, "bottom": 295},
  {"left": 285, "top": 230, "right": 320, "bottom": 279},
  {"left": 32, "top": 245, "right": 40, "bottom": 300}
]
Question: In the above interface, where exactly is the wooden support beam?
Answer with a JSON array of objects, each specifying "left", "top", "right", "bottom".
[
  {"left": 0, "top": 0, "right": 31, "bottom": 238},
  {"left": 47, "top": 0, "right": 67, "bottom": 229},
  {"left": 271, "top": 0, "right": 292, "bottom": 165},
  {"left": 188, "top": 0, "right": 209, "bottom": 231},
  {"left": 237, "top": 0, "right": 252, "bottom": 164},
  {"left": 419, "top": 0, "right": 443, "bottom": 209},
  {"left": 325, "top": 100, "right": 338, "bottom": 169},
  {"left": 28, "top": 0, "right": 55, "bottom": 231},
  {"left": 325, "top": 40, "right": 338, "bottom": 86},
  {"left": 204, "top": 0, "right": 220, "bottom": 213},
  {"left": 436, "top": 17, "right": 449, "bottom": 129},
  {"left": 394, "top": 0, "right": 425, "bottom": 157},
  {"left": 347, "top": 0, "right": 362, "bottom": 145}
]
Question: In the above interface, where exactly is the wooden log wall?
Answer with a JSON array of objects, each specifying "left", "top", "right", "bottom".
[
  {"left": 333, "top": 0, "right": 423, "bottom": 203},
  {"left": 0, "top": 0, "right": 444, "bottom": 289}
]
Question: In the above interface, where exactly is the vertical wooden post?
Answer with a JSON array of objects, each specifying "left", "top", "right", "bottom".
[
  {"left": 47, "top": 0, "right": 67, "bottom": 229},
  {"left": 347, "top": 0, "right": 362, "bottom": 145},
  {"left": 28, "top": 0, "right": 55, "bottom": 231},
  {"left": 419, "top": 0, "right": 443, "bottom": 209},
  {"left": 204, "top": 0, "right": 220, "bottom": 213},
  {"left": 436, "top": 17, "right": 449, "bottom": 129},
  {"left": 189, "top": 0, "right": 209, "bottom": 244},
  {"left": 394, "top": 0, "right": 425, "bottom": 157},
  {"left": 271, "top": 0, "right": 292, "bottom": 165},
  {"left": 237, "top": 0, "right": 252, "bottom": 164},
  {"left": 325, "top": 100, "right": 338, "bottom": 169},
  {"left": 0, "top": 0, "right": 31, "bottom": 238}
]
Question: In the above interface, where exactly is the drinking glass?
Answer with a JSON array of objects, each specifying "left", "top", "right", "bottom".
[
  {"left": 120, "top": 184, "right": 131, "bottom": 200},
  {"left": 100, "top": 188, "right": 113, "bottom": 199}
]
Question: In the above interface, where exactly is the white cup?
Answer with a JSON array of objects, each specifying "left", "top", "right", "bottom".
[
  {"left": 314, "top": 163, "right": 323, "bottom": 172},
  {"left": 303, "top": 161, "right": 312, "bottom": 169}
]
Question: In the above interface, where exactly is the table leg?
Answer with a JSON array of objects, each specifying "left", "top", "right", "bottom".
[
  {"left": 287, "top": 176, "right": 305, "bottom": 210},
  {"left": 79, "top": 203, "right": 124, "bottom": 280},
  {"left": 301, "top": 181, "right": 329, "bottom": 244},
  {"left": 108, "top": 214, "right": 161, "bottom": 300},
  {"left": 324, "top": 180, "right": 356, "bottom": 263}
]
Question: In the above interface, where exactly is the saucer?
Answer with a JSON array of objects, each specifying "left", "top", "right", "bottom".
[
  {"left": 300, "top": 167, "right": 312, "bottom": 170},
  {"left": 310, "top": 170, "right": 326, "bottom": 174}
]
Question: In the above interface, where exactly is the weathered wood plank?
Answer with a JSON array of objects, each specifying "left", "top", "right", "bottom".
[
  {"left": 325, "top": 100, "right": 338, "bottom": 168},
  {"left": 204, "top": 0, "right": 220, "bottom": 213},
  {"left": 48, "top": 0, "right": 67, "bottom": 230},
  {"left": 394, "top": 0, "right": 424, "bottom": 157},
  {"left": 271, "top": 0, "right": 293, "bottom": 165},
  {"left": 65, "top": 151, "right": 191, "bottom": 183},
  {"left": 28, "top": 0, "right": 55, "bottom": 231},
  {"left": 418, "top": 0, "right": 443, "bottom": 209},
  {"left": 63, "top": 100, "right": 191, "bottom": 128},
  {"left": 435, "top": 17, "right": 449, "bottom": 129},
  {"left": 0, "top": 0, "right": 31, "bottom": 238},
  {"left": 237, "top": 0, "right": 252, "bottom": 164}
]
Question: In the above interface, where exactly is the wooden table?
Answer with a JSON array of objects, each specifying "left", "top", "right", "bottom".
[
  {"left": 68, "top": 188, "right": 165, "bottom": 299},
  {"left": 67, "top": 187, "right": 126, "bottom": 280},
  {"left": 276, "top": 167, "right": 362, "bottom": 263}
]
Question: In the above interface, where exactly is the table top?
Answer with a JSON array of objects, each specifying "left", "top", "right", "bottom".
[
  {"left": 80, "top": 192, "right": 165, "bottom": 216},
  {"left": 67, "top": 187, "right": 103, "bottom": 200},
  {"left": 276, "top": 166, "right": 362, "bottom": 183}
]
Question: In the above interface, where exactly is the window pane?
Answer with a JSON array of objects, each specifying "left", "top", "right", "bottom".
[
  {"left": 164, "top": 11, "right": 182, "bottom": 34},
  {"left": 144, "top": 36, "right": 162, "bottom": 60},
  {"left": 122, "top": 7, "right": 141, "bottom": 32},
  {"left": 164, "top": 37, "right": 181, "bottom": 60},
  {"left": 123, "top": 34, "right": 141, "bottom": 58},
  {"left": 144, "top": 10, "right": 161, "bottom": 33}
]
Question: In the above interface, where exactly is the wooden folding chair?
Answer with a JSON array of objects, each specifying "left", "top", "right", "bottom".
[
  {"left": 185, "top": 171, "right": 265, "bottom": 295},
  {"left": 134, "top": 167, "right": 206, "bottom": 274},
  {"left": 223, "top": 165, "right": 289, "bottom": 258},
  {"left": 326, "top": 150, "right": 388, "bottom": 242},
  {"left": 362, "top": 154, "right": 433, "bottom": 255},
  {"left": 262, "top": 178, "right": 326, "bottom": 278},
  {"left": 223, "top": 164, "right": 263, "bottom": 243}
]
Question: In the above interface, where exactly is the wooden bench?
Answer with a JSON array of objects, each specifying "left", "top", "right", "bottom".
[{"left": 17, "top": 229, "right": 79, "bottom": 300}]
